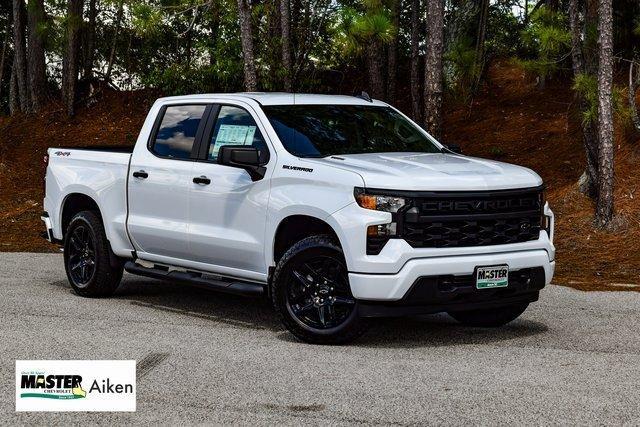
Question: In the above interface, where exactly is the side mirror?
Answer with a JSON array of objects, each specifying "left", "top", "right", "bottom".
[
  {"left": 444, "top": 143, "right": 462, "bottom": 154},
  {"left": 218, "top": 145, "right": 266, "bottom": 181}
]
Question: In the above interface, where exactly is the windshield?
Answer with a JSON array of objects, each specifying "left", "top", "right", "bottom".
[{"left": 262, "top": 105, "right": 441, "bottom": 157}]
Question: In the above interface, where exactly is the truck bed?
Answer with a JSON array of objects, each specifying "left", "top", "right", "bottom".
[
  {"left": 44, "top": 146, "right": 134, "bottom": 256},
  {"left": 53, "top": 145, "right": 134, "bottom": 153}
]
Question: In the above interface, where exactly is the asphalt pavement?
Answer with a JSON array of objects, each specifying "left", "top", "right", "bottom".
[{"left": 1, "top": 252, "right": 639, "bottom": 424}]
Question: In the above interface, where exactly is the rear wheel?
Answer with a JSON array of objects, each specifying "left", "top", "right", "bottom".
[
  {"left": 448, "top": 303, "right": 529, "bottom": 327},
  {"left": 64, "top": 210, "right": 123, "bottom": 297},
  {"left": 271, "top": 235, "right": 368, "bottom": 344}
]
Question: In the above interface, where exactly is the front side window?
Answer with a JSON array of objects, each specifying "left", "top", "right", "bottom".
[
  {"left": 152, "top": 105, "right": 207, "bottom": 159},
  {"left": 262, "top": 105, "right": 441, "bottom": 158},
  {"left": 207, "top": 105, "right": 269, "bottom": 164}
]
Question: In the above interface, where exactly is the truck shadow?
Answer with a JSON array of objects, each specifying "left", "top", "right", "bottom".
[
  {"left": 50, "top": 275, "right": 549, "bottom": 347},
  {"left": 354, "top": 316, "right": 549, "bottom": 348}
]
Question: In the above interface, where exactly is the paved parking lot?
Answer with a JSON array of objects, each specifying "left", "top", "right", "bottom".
[{"left": 1, "top": 253, "right": 639, "bottom": 424}]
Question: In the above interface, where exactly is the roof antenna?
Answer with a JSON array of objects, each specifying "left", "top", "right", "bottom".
[{"left": 354, "top": 91, "right": 372, "bottom": 102}]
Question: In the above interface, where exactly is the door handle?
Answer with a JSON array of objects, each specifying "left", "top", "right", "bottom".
[
  {"left": 193, "top": 176, "right": 211, "bottom": 185},
  {"left": 133, "top": 170, "right": 148, "bottom": 179}
]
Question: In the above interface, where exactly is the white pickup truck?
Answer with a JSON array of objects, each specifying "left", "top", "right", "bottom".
[{"left": 43, "top": 93, "right": 555, "bottom": 344}]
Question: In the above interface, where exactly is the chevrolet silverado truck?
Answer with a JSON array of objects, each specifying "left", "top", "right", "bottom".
[{"left": 42, "top": 93, "right": 555, "bottom": 344}]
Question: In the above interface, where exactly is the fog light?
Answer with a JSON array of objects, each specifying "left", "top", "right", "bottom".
[{"left": 367, "top": 223, "right": 397, "bottom": 237}]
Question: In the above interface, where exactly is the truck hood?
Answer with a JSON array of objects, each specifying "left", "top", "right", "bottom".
[{"left": 307, "top": 152, "right": 542, "bottom": 191}]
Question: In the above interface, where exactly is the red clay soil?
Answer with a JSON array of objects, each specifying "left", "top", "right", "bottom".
[
  {"left": 442, "top": 63, "right": 640, "bottom": 291},
  {"left": 0, "top": 64, "right": 638, "bottom": 291},
  {"left": 0, "top": 90, "right": 155, "bottom": 252}
]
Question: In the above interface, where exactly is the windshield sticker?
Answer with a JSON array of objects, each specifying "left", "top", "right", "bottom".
[
  {"left": 216, "top": 124, "right": 255, "bottom": 144},
  {"left": 210, "top": 125, "right": 256, "bottom": 158}
]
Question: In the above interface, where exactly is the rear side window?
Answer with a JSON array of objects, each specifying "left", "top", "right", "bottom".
[
  {"left": 207, "top": 105, "right": 269, "bottom": 164},
  {"left": 152, "top": 105, "right": 207, "bottom": 159}
]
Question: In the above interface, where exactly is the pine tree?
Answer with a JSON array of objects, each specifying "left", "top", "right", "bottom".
[
  {"left": 12, "top": 0, "right": 30, "bottom": 113},
  {"left": 410, "top": 0, "right": 421, "bottom": 121},
  {"left": 424, "top": 0, "right": 444, "bottom": 137},
  {"left": 237, "top": 0, "right": 258, "bottom": 91},
  {"left": 27, "top": 0, "right": 47, "bottom": 111},
  {"left": 62, "top": 0, "right": 83, "bottom": 117},
  {"left": 595, "top": 0, "right": 614, "bottom": 226}
]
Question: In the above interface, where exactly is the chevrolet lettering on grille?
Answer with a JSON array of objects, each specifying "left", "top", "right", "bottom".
[{"left": 421, "top": 198, "right": 539, "bottom": 213}]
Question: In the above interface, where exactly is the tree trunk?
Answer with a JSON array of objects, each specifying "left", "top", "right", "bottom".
[
  {"left": 237, "top": 0, "right": 258, "bottom": 91},
  {"left": 83, "top": 0, "right": 97, "bottom": 79},
  {"left": 186, "top": 9, "right": 192, "bottom": 69},
  {"left": 569, "top": 0, "right": 599, "bottom": 197},
  {"left": 568, "top": 0, "right": 583, "bottom": 77},
  {"left": 410, "top": 0, "right": 421, "bottom": 122},
  {"left": 628, "top": 61, "right": 640, "bottom": 132},
  {"left": 27, "top": 0, "right": 47, "bottom": 112},
  {"left": 0, "top": 18, "right": 9, "bottom": 104},
  {"left": 208, "top": 3, "right": 220, "bottom": 66},
  {"left": 595, "top": 0, "right": 614, "bottom": 226},
  {"left": 12, "top": 0, "right": 30, "bottom": 113},
  {"left": 62, "top": 0, "right": 83, "bottom": 117},
  {"left": 279, "top": 0, "right": 293, "bottom": 92},
  {"left": 424, "top": 0, "right": 444, "bottom": 137},
  {"left": 104, "top": 0, "right": 123, "bottom": 83},
  {"left": 474, "top": 0, "right": 489, "bottom": 88},
  {"left": 387, "top": 0, "right": 400, "bottom": 102},
  {"left": 9, "top": 61, "right": 19, "bottom": 114},
  {"left": 366, "top": 40, "right": 385, "bottom": 100}
]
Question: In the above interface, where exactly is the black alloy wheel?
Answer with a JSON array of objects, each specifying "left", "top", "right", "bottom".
[
  {"left": 271, "top": 235, "right": 369, "bottom": 344},
  {"left": 63, "top": 210, "right": 123, "bottom": 297},
  {"left": 67, "top": 224, "right": 96, "bottom": 286},
  {"left": 286, "top": 254, "right": 355, "bottom": 329}
]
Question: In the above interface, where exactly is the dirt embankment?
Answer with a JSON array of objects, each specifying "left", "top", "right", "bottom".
[
  {"left": 443, "top": 64, "right": 640, "bottom": 291},
  {"left": 0, "top": 90, "right": 154, "bottom": 252},
  {"left": 1, "top": 64, "right": 638, "bottom": 291}
]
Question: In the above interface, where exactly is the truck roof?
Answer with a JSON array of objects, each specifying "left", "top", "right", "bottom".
[{"left": 156, "top": 93, "right": 389, "bottom": 107}]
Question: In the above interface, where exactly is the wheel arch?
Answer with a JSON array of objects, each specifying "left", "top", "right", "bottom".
[
  {"left": 60, "top": 192, "right": 103, "bottom": 238},
  {"left": 271, "top": 215, "right": 342, "bottom": 266}
]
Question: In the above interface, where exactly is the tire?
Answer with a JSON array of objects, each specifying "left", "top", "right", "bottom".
[
  {"left": 63, "top": 210, "right": 123, "bottom": 297},
  {"left": 448, "top": 302, "right": 529, "bottom": 327},
  {"left": 271, "top": 235, "right": 368, "bottom": 344}
]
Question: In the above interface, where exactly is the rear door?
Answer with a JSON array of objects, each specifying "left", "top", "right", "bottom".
[
  {"left": 127, "top": 103, "right": 211, "bottom": 262},
  {"left": 188, "top": 103, "right": 274, "bottom": 280}
]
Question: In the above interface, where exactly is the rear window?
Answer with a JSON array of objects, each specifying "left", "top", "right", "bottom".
[{"left": 152, "top": 105, "right": 207, "bottom": 159}]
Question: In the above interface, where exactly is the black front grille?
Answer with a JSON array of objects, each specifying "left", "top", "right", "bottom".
[
  {"left": 366, "top": 186, "right": 543, "bottom": 254},
  {"left": 403, "top": 187, "right": 543, "bottom": 249},
  {"left": 403, "top": 215, "right": 541, "bottom": 248}
]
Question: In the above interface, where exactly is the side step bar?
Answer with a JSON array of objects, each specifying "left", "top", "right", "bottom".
[{"left": 124, "top": 261, "right": 265, "bottom": 297}]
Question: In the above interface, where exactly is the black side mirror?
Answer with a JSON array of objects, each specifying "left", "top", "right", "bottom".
[
  {"left": 218, "top": 145, "right": 266, "bottom": 181},
  {"left": 444, "top": 143, "right": 462, "bottom": 154}
]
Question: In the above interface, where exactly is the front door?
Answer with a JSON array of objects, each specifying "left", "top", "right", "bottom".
[
  {"left": 188, "top": 104, "right": 273, "bottom": 280},
  {"left": 127, "top": 103, "right": 210, "bottom": 261}
]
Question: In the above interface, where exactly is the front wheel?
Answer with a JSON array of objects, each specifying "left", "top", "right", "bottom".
[
  {"left": 448, "top": 302, "right": 529, "bottom": 327},
  {"left": 271, "top": 235, "right": 368, "bottom": 344}
]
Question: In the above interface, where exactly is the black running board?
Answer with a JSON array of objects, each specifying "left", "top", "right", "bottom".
[{"left": 124, "top": 261, "right": 265, "bottom": 297}]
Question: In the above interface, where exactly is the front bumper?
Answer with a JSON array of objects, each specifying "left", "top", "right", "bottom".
[
  {"left": 349, "top": 249, "right": 555, "bottom": 311},
  {"left": 356, "top": 266, "right": 546, "bottom": 317}
]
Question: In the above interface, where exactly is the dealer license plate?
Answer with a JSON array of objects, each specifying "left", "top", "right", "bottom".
[{"left": 475, "top": 265, "right": 509, "bottom": 289}]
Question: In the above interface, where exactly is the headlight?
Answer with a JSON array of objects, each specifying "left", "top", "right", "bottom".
[{"left": 354, "top": 188, "right": 405, "bottom": 213}]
